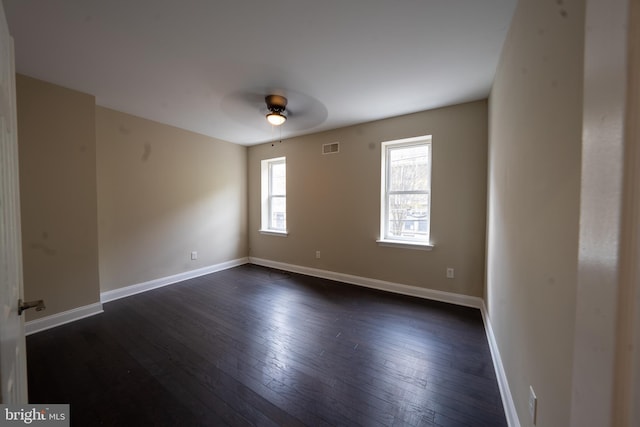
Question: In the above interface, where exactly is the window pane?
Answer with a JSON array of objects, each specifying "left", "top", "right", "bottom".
[
  {"left": 261, "top": 157, "right": 287, "bottom": 233},
  {"left": 271, "top": 162, "right": 286, "bottom": 195},
  {"left": 388, "top": 145, "right": 429, "bottom": 192},
  {"left": 386, "top": 193, "right": 429, "bottom": 240},
  {"left": 270, "top": 196, "right": 286, "bottom": 230}
]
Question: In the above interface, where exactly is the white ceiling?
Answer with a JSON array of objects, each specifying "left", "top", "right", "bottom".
[{"left": 3, "top": 0, "right": 517, "bottom": 145}]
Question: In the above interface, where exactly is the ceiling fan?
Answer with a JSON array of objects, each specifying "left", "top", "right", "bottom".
[
  {"left": 265, "top": 94, "right": 288, "bottom": 126},
  {"left": 220, "top": 88, "right": 328, "bottom": 139}
]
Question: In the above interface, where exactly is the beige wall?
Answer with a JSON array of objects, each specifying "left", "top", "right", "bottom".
[
  {"left": 96, "top": 107, "right": 247, "bottom": 292},
  {"left": 16, "top": 74, "right": 101, "bottom": 320},
  {"left": 248, "top": 100, "right": 487, "bottom": 297},
  {"left": 486, "top": 0, "right": 584, "bottom": 426}
]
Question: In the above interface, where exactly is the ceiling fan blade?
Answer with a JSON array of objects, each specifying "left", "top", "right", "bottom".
[{"left": 221, "top": 88, "right": 328, "bottom": 134}]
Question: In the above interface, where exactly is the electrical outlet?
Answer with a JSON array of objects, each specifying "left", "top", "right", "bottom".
[
  {"left": 446, "top": 268, "right": 455, "bottom": 279},
  {"left": 529, "top": 386, "right": 537, "bottom": 424},
  {"left": 315, "top": 251, "right": 321, "bottom": 259},
  {"left": 191, "top": 251, "right": 198, "bottom": 260}
]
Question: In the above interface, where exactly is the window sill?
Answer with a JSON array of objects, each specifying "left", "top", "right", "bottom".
[
  {"left": 376, "top": 239, "right": 434, "bottom": 251},
  {"left": 259, "top": 229, "right": 289, "bottom": 237}
]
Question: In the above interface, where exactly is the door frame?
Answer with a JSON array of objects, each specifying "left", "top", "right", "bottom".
[{"left": 0, "top": 0, "right": 28, "bottom": 404}]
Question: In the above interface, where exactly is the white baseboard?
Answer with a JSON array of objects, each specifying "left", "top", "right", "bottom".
[
  {"left": 25, "top": 255, "right": 519, "bottom": 426},
  {"left": 25, "top": 302, "right": 104, "bottom": 336},
  {"left": 249, "top": 257, "right": 520, "bottom": 427},
  {"left": 100, "top": 257, "right": 249, "bottom": 303},
  {"left": 25, "top": 258, "right": 249, "bottom": 336},
  {"left": 249, "top": 257, "right": 483, "bottom": 308},
  {"left": 480, "top": 302, "right": 521, "bottom": 427}
]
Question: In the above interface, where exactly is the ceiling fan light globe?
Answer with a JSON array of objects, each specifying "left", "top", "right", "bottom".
[{"left": 266, "top": 112, "right": 286, "bottom": 126}]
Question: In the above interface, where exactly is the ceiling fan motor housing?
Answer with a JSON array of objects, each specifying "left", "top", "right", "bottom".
[{"left": 265, "top": 94, "right": 288, "bottom": 113}]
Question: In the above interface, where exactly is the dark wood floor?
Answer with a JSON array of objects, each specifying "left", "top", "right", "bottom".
[{"left": 27, "top": 264, "right": 507, "bottom": 427}]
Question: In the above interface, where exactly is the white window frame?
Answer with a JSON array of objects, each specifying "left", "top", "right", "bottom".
[
  {"left": 377, "top": 135, "right": 433, "bottom": 250},
  {"left": 260, "top": 157, "right": 288, "bottom": 236}
]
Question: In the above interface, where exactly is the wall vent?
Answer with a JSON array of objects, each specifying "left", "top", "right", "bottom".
[{"left": 322, "top": 142, "right": 340, "bottom": 155}]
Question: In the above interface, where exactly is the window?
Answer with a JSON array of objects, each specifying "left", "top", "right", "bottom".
[
  {"left": 379, "top": 136, "right": 432, "bottom": 249},
  {"left": 260, "top": 157, "right": 287, "bottom": 235}
]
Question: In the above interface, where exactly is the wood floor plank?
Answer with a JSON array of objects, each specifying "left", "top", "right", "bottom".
[{"left": 27, "top": 265, "right": 507, "bottom": 426}]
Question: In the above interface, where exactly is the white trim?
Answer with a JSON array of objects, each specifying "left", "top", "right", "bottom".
[
  {"left": 249, "top": 257, "right": 482, "bottom": 309},
  {"left": 380, "top": 135, "right": 433, "bottom": 245},
  {"left": 249, "top": 257, "right": 519, "bottom": 426},
  {"left": 24, "top": 255, "right": 518, "bottom": 426},
  {"left": 24, "top": 258, "right": 250, "bottom": 335},
  {"left": 100, "top": 257, "right": 249, "bottom": 303},
  {"left": 25, "top": 303, "right": 104, "bottom": 336},
  {"left": 480, "top": 301, "right": 521, "bottom": 427},
  {"left": 261, "top": 156, "right": 287, "bottom": 233},
  {"left": 376, "top": 239, "right": 434, "bottom": 251},
  {"left": 259, "top": 229, "right": 289, "bottom": 237}
]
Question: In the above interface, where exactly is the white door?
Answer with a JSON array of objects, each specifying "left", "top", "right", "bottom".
[{"left": 0, "top": 1, "right": 28, "bottom": 404}]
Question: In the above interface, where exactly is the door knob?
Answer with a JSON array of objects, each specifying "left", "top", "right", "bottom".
[{"left": 18, "top": 299, "right": 46, "bottom": 316}]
